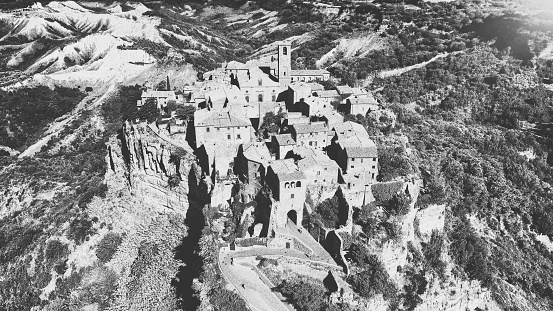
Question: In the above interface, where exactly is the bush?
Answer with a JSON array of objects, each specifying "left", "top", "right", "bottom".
[
  {"left": 68, "top": 216, "right": 95, "bottom": 245},
  {"left": 312, "top": 190, "right": 349, "bottom": 229},
  {"left": 347, "top": 254, "right": 396, "bottom": 299},
  {"left": 422, "top": 230, "right": 446, "bottom": 277},
  {"left": 258, "top": 257, "right": 279, "bottom": 268},
  {"left": 211, "top": 287, "right": 248, "bottom": 311},
  {"left": 372, "top": 181, "right": 404, "bottom": 202},
  {"left": 383, "top": 192, "right": 412, "bottom": 216},
  {"left": 45, "top": 240, "right": 69, "bottom": 263},
  {"left": 138, "top": 98, "right": 160, "bottom": 123},
  {"left": 277, "top": 278, "right": 329, "bottom": 311},
  {"left": 96, "top": 232, "right": 123, "bottom": 263}
]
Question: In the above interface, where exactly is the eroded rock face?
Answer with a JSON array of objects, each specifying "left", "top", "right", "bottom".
[{"left": 85, "top": 121, "right": 198, "bottom": 310}]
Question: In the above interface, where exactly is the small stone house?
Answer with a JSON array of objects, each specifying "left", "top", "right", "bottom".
[
  {"left": 290, "top": 122, "right": 329, "bottom": 151},
  {"left": 298, "top": 152, "right": 340, "bottom": 185},
  {"left": 271, "top": 134, "right": 295, "bottom": 160},
  {"left": 236, "top": 142, "right": 272, "bottom": 184}
]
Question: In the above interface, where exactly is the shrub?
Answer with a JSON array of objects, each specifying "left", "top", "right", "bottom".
[
  {"left": 258, "top": 257, "right": 279, "bottom": 268},
  {"left": 371, "top": 181, "right": 404, "bottom": 203},
  {"left": 96, "top": 232, "right": 123, "bottom": 263},
  {"left": 176, "top": 104, "right": 196, "bottom": 119},
  {"left": 277, "top": 278, "right": 329, "bottom": 311},
  {"left": 383, "top": 192, "right": 412, "bottom": 216},
  {"left": 138, "top": 98, "right": 160, "bottom": 123},
  {"left": 211, "top": 287, "right": 248, "bottom": 311},
  {"left": 67, "top": 216, "right": 95, "bottom": 245},
  {"left": 422, "top": 230, "right": 446, "bottom": 277},
  {"left": 168, "top": 174, "right": 181, "bottom": 188},
  {"left": 347, "top": 254, "right": 396, "bottom": 299},
  {"left": 312, "top": 190, "right": 349, "bottom": 229},
  {"left": 45, "top": 240, "right": 69, "bottom": 263}
]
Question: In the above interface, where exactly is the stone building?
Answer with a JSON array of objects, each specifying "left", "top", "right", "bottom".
[
  {"left": 266, "top": 159, "right": 306, "bottom": 228},
  {"left": 345, "top": 92, "right": 379, "bottom": 116},
  {"left": 194, "top": 110, "right": 252, "bottom": 149},
  {"left": 290, "top": 122, "right": 329, "bottom": 151},
  {"left": 271, "top": 133, "right": 295, "bottom": 160},
  {"left": 328, "top": 121, "right": 379, "bottom": 186},
  {"left": 290, "top": 69, "right": 331, "bottom": 83},
  {"left": 297, "top": 151, "right": 340, "bottom": 185},
  {"left": 236, "top": 142, "right": 272, "bottom": 184}
]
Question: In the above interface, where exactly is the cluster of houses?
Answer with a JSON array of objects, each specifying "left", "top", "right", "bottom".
[{"left": 138, "top": 41, "right": 380, "bottom": 232}]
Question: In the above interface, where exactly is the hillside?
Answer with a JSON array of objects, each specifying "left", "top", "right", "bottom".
[{"left": 1, "top": 0, "right": 553, "bottom": 311}]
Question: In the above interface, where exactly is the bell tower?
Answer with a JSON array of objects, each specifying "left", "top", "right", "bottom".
[{"left": 277, "top": 42, "right": 292, "bottom": 88}]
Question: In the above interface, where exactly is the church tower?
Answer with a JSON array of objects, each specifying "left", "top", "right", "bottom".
[{"left": 277, "top": 42, "right": 291, "bottom": 88}]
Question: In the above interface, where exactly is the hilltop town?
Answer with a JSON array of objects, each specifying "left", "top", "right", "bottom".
[
  {"left": 3, "top": 0, "right": 553, "bottom": 310},
  {"left": 131, "top": 40, "right": 395, "bottom": 307}
]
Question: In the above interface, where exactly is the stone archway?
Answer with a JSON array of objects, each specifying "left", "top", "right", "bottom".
[{"left": 287, "top": 210, "right": 297, "bottom": 225}]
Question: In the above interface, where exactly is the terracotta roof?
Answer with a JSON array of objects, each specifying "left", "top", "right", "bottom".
[
  {"left": 269, "top": 159, "right": 305, "bottom": 181},
  {"left": 290, "top": 69, "right": 330, "bottom": 76},
  {"left": 348, "top": 93, "right": 378, "bottom": 105},
  {"left": 345, "top": 146, "right": 378, "bottom": 158},
  {"left": 307, "top": 82, "right": 324, "bottom": 91},
  {"left": 289, "top": 82, "right": 312, "bottom": 93},
  {"left": 314, "top": 90, "right": 339, "bottom": 98},
  {"left": 274, "top": 134, "right": 295, "bottom": 146},
  {"left": 336, "top": 85, "right": 353, "bottom": 95},
  {"left": 292, "top": 123, "right": 328, "bottom": 134},
  {"left": 194, "top": 110, "right": 251, "bottom": 128},
  {"left": 298, "top": 154, "right": 339, "bottom": 170},
  {"left": 243, "top": 142, "right": 272, "bottom": 165},
  {"left": 333, "top": 121, "right": 367, "bottom": 136}
]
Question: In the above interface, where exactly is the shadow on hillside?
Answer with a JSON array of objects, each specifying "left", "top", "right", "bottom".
[{"left": 171, "top": 167, "right": 207, "bottom": 310}]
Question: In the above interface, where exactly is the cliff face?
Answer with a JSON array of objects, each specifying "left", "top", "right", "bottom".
[{"left": 90, "top": 121, "right": 195, "bottom": 310}]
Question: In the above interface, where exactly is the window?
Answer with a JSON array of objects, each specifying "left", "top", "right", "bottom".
[
  {"left": 237, "top": 134, "right": 241, "bottom": 139},
  {"left": 351, "top": 165, "right": 354, "bottom": 168},
  {"left": 258, "top": 78, "right": 262, "bottom": 86},
  {"left": 206, "top": 127, "right": 210, "bottom": 132},
  {"left": 272, "top": 94, "right": 276, "bottom": 101},
  {"left": 317, "top": 171, "right": 320, "bottom": 175},
  {"left": 372, "top": 173, "right": 375, "bottom": 179},
  {"left": 258, "top": 94, "right": 263, "bottom": 102},
  {"left": 372, "top": 166, "right": 375, "bottom": 169},
  {"left": 245, "top": 96, "right": 249, "bottom": 102},
  {"left": 283, "top": 46, "right": 288, "bottom": 55},
  {"left": 352, "top": 158, "right": 355, "bottom": 161},
  {"left": 227, "top": 127, "right": 230, "bottom": 130},
  {"left": 291, "top": 193, "right": 294, "bottom": 198},
  {"left": 227, "top": 135, "right": 231, "bottom": 140},
  {"left": 296, "top": 181, "right": 301, "bottom": 187},
  {"left": 361, "top": 159, "right": 363, "bottom": 163},
  {"left": 309, "top": 142, "right": 313, "bottom": 146},
  {"left": 217, "top": 128, "right": 220, "bottom": 131},
  {"left": 324, "top": 167, "right": 327, "bottom": 171},
  {"left": 373, "top": 158, "right": 376, "bottom": 161}
]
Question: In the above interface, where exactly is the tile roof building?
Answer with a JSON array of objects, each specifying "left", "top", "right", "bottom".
[{"left": 194, "top": 110, "right": 252, "bottom": 148}]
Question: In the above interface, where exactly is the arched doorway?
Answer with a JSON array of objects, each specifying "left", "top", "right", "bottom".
[{"left": 287, "top": 210, "right": 297, "bottom": 225}]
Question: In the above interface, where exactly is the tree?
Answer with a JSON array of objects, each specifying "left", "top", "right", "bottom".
[
  {"left": 176, "top": 105, "right": 196, "bottom": 120},
  {"left": 139, "top": 98, "right": 160, "bottom": 123},
  {"left": 278, "top": 279, "right": 329, "bottom": 311},
  {"left": 96, "top": 232, "right": 123, "bottom": 263},
  {"left": 347, "top": 254, "right": 396, "bottom": 299}
]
